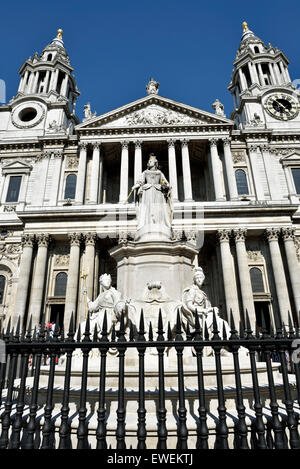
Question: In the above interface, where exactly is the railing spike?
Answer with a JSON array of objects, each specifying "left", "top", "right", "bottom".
[
  {"left": 93, "top": 323, "right": 98, "bottom": 342},
  {"left": 222, "top": 321, "right": 227, "bottom": 340},
  {"left": 111, "top": 323, "right": 116, "bottom": 342},
  {"left": 102, "top": 310, "right": 108, "bottom": 337},
  {"left": 26, "top": 316, "right": 33, "bottom": 340},
  {"left": 129, "top": 321, "right": 135, "bottom": 342},
  {"left": 204, "top": 321, "right": 209, "bottom": 341},
  {"left": 167, "top": 322, "right": 173, "bottom": 341},
  {"left": 149, "top": 322, "right": 153, "bottom": 342},
  {"left": 175, "top": 309, "right": 182, "bottom": 336},
  {"left": 5, "top": 317, "right": 11, "bottom": 336},
  {"left": 212, "top": 309, "right": 220, "bottom": 340},
  {"left": 139, "top": 309, "right": 145, "bottom": 336},
  {"left": 245, "top": 310, "right": 253, "bottom": 338},
  {"left": 77, "top": 323, "right": 82, "bottom": 343}
]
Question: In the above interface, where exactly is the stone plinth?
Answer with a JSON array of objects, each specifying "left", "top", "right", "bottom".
[{"left": 110, "top": 240, "right": 198, "bottom": 303}]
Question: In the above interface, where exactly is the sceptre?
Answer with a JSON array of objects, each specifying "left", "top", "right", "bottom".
[{"left": 80, "top": 272, "right": 89, "bottom": 319}]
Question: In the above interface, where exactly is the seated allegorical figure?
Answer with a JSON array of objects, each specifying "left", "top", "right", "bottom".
[
  {"left": 82, "top": 273, "right": 128, "bottom": 338},
  {"left": 181, "top": 267, "right": 231, "bottom": 339}
]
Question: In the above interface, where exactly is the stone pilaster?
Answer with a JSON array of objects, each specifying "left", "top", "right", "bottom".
[
  {"left": 64, "top": 233, "right": 82, "bottom": 329},
  {"left": 28, "top": 234, "right": 51, "bottom": 328},
  {"left": 282, "top": 227, "right": 300, "bottom": 314},
  {"left": 265, "top": 228, "right": 291, "bottom": 325},
  {"left": 247, "top": 144, "right": 264, "bottom": 200},
  {"left": 233, "top": 228, "right": 255, "bottom": 326},
  {"left": 119, "top": 141, "right": 129, "bottom": 203},
  {"left": 13, "top": 234, "right": 35, "bottom": 328},
  {"left": 75, "top": 142, "right": 88, "bottom": 204},
  {"left": 209, "top": 139, "right": 224, "bottom": 201},
  {"left": 217, "top": 229, "right": 239, "bottom": 322},
  {"left": 167, "top": 139, "right": 178, "bottom": 201},
  {"left": 222, "top": 138, "right": 238, "bottom": 200},
  {"left": 180, "top": 139, "right": 193, "bottom": 202}
]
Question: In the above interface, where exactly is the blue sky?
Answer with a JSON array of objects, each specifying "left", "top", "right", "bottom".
[{"left": 1, "top": 0, "right": 300, "bottom": 120}]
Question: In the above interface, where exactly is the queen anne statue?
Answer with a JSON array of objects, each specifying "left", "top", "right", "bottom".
[{"left": 132, "top": 154, "right": 172, "bottom": 241}]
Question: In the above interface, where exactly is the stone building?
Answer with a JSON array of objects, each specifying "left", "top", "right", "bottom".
[{"left": 0, "top": 23, "right": 299, "bottom": 333}]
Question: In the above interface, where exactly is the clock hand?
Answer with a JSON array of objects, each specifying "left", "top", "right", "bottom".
[{"left": 273, "top": 99, "right": 286, "bottom": 112}]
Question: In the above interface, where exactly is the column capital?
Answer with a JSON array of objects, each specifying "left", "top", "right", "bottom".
[
  {"left": 265, "top": 227, "right": 280, "bottom": 242},
  {"left": 167, "top": 138, "right": 176, "bottom": 148},
  {"left": 209, "top": 137, "right": 219, "bottom": 147},
  {"left": 222, "top": 137, "right": 231, "bottom": 147},
  {"left": 248, "top": 144, "right": 258, "bottom": 153},
  {"left": 68, "top": 232, "right": 82, "bottom": 247},
  {"left": 260, "top": 143, "right": 270, "bottom": 152},
  {"left": 233, "top": 228, "right": 247, "bottom": 242},
  {"left": 92, "top": 141, "right": 101, "bottom": 149},
  {"left": 79, "top": 141, "right": 88, "bottom": 150},
  {"left": 180, "top": 138, "right": 190, "bottom": 147},
  {"left": 84, "top": 232, "right": 97, "bottom": 246},
  {"left": 134, "top": 139, "right": 142, "bottom": 148},
  {"left": 282, "top": 227, "right": 295, "bottom": 242},
  {"left": 21, "top": 233, "right": 35, "bottom": 248},
  {"left": 217, "top": 229, "right": 231, "bottom": 243},
  {"left": 37, "top": 233, "right": 51, "bottom": 248},
  {"left": 121, "top": 140, "right": 129, "bottom": 149}
]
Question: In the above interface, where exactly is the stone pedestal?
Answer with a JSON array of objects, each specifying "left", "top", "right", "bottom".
[{"left": 110, "top": 240, "right": 198, "bottom": 304}]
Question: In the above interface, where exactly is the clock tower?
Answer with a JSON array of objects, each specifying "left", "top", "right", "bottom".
[{"left": 228, "top": 22, "right": 300, "bottom": 130}]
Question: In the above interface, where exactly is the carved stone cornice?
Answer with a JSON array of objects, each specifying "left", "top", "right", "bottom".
[
  {"left": 172, "top": 229, "right": 183, "bottom": 241},
  {"left": 265, "top": 227, "right": 280, "bottom": 242},
  {"left": 282, "top": 227, "right": 295, "bottom": 242},
  {"left": 65, "top": 156, "right": 79, "bottom": 169},
  {"left": 68, "top": 232, "right": 82, "bottom": 247},
  {"left": 37, "top": 233, "right": 51, "bottom": 248},
  {"left": 247, "top": 250, "right": 263, "bottom": 261},
  {"left": 233, "top": 228, "right": 247, "bottom": 242},
  {"left": 217, "top": 229, "right": 231, "bottom": 243},
  {"left": 84, "top": 232, "right": 97, "bottom": 246},
  {"left": 21, "top": 233, "right": 35, "bottom": 248}
]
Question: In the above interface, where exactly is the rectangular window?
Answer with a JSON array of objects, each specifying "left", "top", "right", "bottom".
[
  {"left": 6, "top": 176, "right": 22, "bottom": 202},
  {"left": 292, "top": 168, "right": 300, "bottom": 194}
]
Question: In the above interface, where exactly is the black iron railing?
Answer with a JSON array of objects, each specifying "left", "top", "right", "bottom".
[{"left": 0, "top": 310, "right": 300, "bottom": 450}]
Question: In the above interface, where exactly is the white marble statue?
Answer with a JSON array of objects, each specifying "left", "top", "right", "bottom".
[
  {"left": 212, "top": 98, "right": 225, "bottom": 117},
  {"left": 181, "top": 267, "right": 230, "bottom": 339},
  {"left": 146, "top": 77, "right": 159, "bottom": 95},
  {"left": 82, "top": 273, "right": 127, "bottom": 337},
  {"left": 132, "top": 154, "right": 172, "bottom": 241}
]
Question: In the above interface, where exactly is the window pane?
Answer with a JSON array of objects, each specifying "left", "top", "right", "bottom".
[
  {"left": 54, "top": 272, "right": 68, "bottom": 296},
  {"left": 250, "top": 268, "right": 264, "bottom": 293},
  {"left": 6, "top": 176, "right": 22, "bottom": 202},
  {"left": 292, "top": 168, "right": 300, "bottom": 194},
  {"left": 235, "top": 170, "right": 249, "bottom": 195},
  {"left": 64, "top": 174, "right": 77, "bottom": 199},
  {"left": 0, "top": 275, "right": 5, "bottom": 304}
]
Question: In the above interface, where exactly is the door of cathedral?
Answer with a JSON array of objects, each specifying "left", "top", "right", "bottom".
[
  {"left": 254, "top": 301, "right": 271, "bottom": 333},
  {"left": 50, "top": 304, "right": 65, "bottom": 330}
]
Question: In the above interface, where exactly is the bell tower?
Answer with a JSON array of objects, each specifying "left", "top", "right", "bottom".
[
  {"left": 0, "top": 29, "right": 80, "bottom": 140},
  {"left": 228, "top": 22, "right": 300, "bottom": 130}
]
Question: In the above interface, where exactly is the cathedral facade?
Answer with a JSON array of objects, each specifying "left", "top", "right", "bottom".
[{"left": 0, "top": 23, "right": 299, "bottom": 333}]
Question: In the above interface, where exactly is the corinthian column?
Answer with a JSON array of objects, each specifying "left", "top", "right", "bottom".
[
  {"left": 119, "top": 141, "right": 129, "bottom": 203},
  {"left": 180, "top": 139, "right": 193, "bottom": 202},
  {"left": 282, "top": 227, "right": 300, "bottom": 314},
  {"left": 222, "top": 137, "right": 238, "bottom": 200},
  {"left": 265, "top": 228, "right": 291, "bottom": 325},
  {"left": 209, "top": 139, "right": 224, "bottom": 201},
  {"left": 167, "top": 139, "right": 178, "bottom": 201},
  {"left": 217, "top": 229, "right": 239, "bottom": 323},
  {"left": 89, "top": 141, "right": 101, "bottom": 204},
  {"left": 247, "top": 145, "right": 264, "bottom": 200},
  {"left": 233, "top": 228, "right": 256, "bottom": 326},
  {"left": 84, "top": 232, "right": 97, "bottom": 300},
  {"left": 64, "top": 233, "right": 82, "bottom": 329},
  {"left": 134, "top": 140, "right": 143, "bottom": 183},
  {"left": 28, "top": 234, "right": 51, "bottom": 327},
  {"left": 75, "top": 142, "right": 88, "bottom": 204},
  {"left": 13, "top": 234, "right": 35, "bottom": 328}
]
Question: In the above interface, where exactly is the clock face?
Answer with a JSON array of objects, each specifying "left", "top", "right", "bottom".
[{"left": 265, "top": 93, "right": 299, "bottom": 120}]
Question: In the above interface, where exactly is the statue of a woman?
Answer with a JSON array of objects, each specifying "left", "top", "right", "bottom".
[{"left": 132, "top": 154, "right": 172, "bottom": 241}]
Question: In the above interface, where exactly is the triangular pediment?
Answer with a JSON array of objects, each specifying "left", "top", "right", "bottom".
[
  {"left": 280, "top": 151, "right": 300, "bottom": 163},
  {"left": 2, "top": 160, "right": 32, "bottom": 171},
  {"left": 76, "top": 95, "right": 233, "bottom": 130}
]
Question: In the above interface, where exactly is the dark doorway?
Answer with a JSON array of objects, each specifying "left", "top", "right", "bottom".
[
  {"left": 50, "top": 304, "right": 65, "bottom": 330},
  {"left": 254, "top": 301, "right": 271, "bottom": 333}
]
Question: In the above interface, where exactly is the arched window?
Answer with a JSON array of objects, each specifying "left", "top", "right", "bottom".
[
  {"left": 235, "top": 169, "right": 249, "bottom": 195},
  {"left": 250, "top": 267, "right": 265, "bottom": 293},
  {"left": 47, "top": 54, "right": 52, "bottom": 61},
  {"left": 54, "top": 272, "right": 68, "bottom": 296},
  {"left": 0, "top": 275, "right": 5, "bottom": 304},
  {"left": 64, "top": 174, "right": 77, "bottom": 199},
  {"left": 254, "top": 46, "right": 260, "bottom": 54}
]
